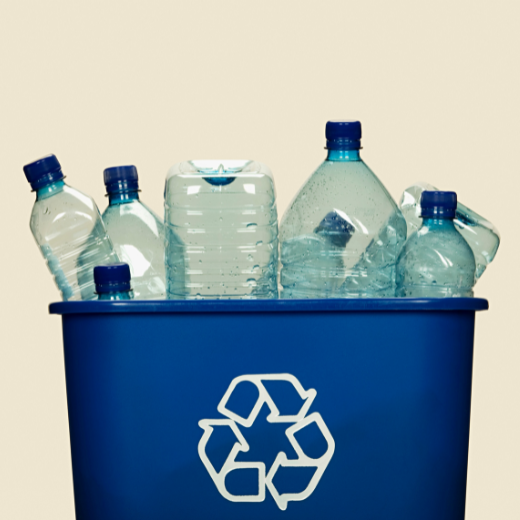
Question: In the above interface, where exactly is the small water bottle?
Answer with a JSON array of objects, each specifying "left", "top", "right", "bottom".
[
  {"left": 396, "top": 191, "right": 476, "bottom": 297},
  {"left": 399, "top": 182, "right": 500, "bottom": 279},
  {"left": 101, "top": 165, "right": 166, "bottom": 300},
  {"left": 164, "top": 160, "right": 278, "bottom": 299},
  {"left": 94, "top": 263, "right": 133, "bottom": 300},
  {"left": 280, "top": 121, "right": 407, "bottom": 298},
  {"left": 23, "top": 155, "right": 118, "bottom": 301}
]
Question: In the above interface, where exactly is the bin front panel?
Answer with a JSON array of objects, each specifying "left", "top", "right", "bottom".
[{"left": 61, "top": 309, "right": 476, "bottom": 520}]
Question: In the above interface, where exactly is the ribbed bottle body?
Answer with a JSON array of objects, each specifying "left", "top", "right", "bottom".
[{"left": 165, "top": 160, "right": 278, "bottom": 299}]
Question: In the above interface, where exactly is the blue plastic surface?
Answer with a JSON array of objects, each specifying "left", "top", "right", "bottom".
[{"left": 50, "top": 298, "right": 487, "bottom": 520}]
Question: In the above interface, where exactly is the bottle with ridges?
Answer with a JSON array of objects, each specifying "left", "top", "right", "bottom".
[
  {"left": 101, "top": 165, "right": 167, "bottom": 299},
  {"left": 399, "top": 181, "right": 500, "bottom": 279},
  {"left": 24, "top": 154, "right": 118, "bottom": 301},
  {"left": 279, "top": 121, "right": 407, "bottom": 298},
  {"left": 94, "top": 263, "right": 133, "bottom": 300},
  {"left": 396, "top": 191, "right": 476, "bottom": 297},
  {"left": 164, "top": 160, "right": 278, "bottom": 299}
]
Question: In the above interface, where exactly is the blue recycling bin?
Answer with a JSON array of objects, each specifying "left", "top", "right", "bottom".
[{"left": 49, "top": 297, "right": 488, "bottom": 520}]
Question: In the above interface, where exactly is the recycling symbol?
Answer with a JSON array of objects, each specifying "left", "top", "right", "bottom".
[{"left": 198, "top": 374, "right": 335, "bottom": 510}]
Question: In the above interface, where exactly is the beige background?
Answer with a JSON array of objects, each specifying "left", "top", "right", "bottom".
[{"left": 1, "top": 0, "right": 518, "bottom": 518}]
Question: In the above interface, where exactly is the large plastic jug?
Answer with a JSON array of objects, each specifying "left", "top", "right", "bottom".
[{"left": 280, "top": 121, "right": 406, "bottom": 298}]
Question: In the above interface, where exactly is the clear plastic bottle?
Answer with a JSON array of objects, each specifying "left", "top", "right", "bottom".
[
  {"left": 399, "top": 182, "right": 500, "bottom": 279},
  {"left": 94, "top": 263, "right": 133, "bottom": 300},
  {"left": 101, "top": 165, "right": 166, "bottom": 300},
  {"left": 280, "top": 121, "right": 407, "bottom": 298},
  {"left": 396, "top": 191, "right": 476, "bottom": 297},
  {"left": 24, "top": 155, "right": 118, "bottom": 301},
  {"left": 164, "top": 160, "right": 278, "bottom": 299}
]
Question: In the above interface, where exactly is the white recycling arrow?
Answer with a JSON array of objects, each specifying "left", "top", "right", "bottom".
[
  {"left": 198, "top": 419, "right": 266, "bottom": 502},
  {"left": 198, "top": 374, "right": 335, "bottom": 510}
]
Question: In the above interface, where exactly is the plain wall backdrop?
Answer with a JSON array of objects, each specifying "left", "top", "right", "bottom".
[{"left": 1, "top": 0, "right": 518, "bottom": 518}]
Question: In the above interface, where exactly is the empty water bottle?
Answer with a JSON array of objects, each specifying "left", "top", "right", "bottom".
[
  {"left": 396, "top": 191, "right": 476, "bottom": 297},
  {"left": 102, "top": 166, "right": 166, "bottom": 299},
  {"left": 400, "top": 182, "right": 500, "bottom": 278},
  {"left": 94, "top": 263, "right": 133, "bottom": 300},
  {"left": 164, "top": 160, "right": 278, "bottom": 299},
  {"left": 280, "top": 121, "right": 407, "bottom": 298},
  {"left": 24, "top": 155, "right": 118, "bottom": 301}
]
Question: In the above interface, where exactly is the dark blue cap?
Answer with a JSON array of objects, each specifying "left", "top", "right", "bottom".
[
  {"left": 94, "top": 263, "right": 132, "bottom": 293},
  {"left": 103, "top": 165, "right": 139, "bottom": 193},
  {"left": 420, "top": 191, "right": 457, "bottom": 219},
  {"left": 326, "top": 121, "right": 362, "bottom": 150},
  {"left": 23, "top": 154, "right": 65, "bottom": 190}
]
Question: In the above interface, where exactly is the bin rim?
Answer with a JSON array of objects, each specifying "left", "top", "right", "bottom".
[{"left": 49, "top": 297, "right": 488, "bottom": 315}]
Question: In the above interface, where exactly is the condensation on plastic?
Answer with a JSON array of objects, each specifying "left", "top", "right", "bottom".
[{"left": 164, "top": 160, "right": 278, "bottom": 300}]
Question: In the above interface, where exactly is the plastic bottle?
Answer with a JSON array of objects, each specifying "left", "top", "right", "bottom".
[
  {"left": 94, "top": 263, "right": 133, "bottom": 300},
  {"left": 24, "top": 155, "right": 118, "bottom": 301},
  {"left": 101, "top": 165, "right": 166, "bottom": 300},
  {"left": 164, "top": 160, "right": 278, "bottom": 299},
  {"left": 396, "top": 191, "right": 476, "bottom": 297},
  {"left": 399, "top": 182, "right": 500, "bottom": 279},
  {"left": 279, "top": 121, "right": 407, "bottom": 298}
]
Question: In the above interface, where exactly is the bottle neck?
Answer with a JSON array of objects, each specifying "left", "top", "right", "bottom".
[
  {"left": 421, "top": 217, "right": 456, "bottom": 228},
  {"left": 326, "top": 149, "right": 360, "bottom": 162},
  {"left": 98, "top": 291, "right": 132, "bottom": 300},
  {"left": 108, "top": 190, "right": 139, "bottom": 205},
  {"left": 36, "top": 179, "right": 65, "bottom": 200}
]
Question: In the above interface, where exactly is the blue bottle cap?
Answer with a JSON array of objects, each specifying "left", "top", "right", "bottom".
[
  {"left": 23, "top": 154, "right": 65, "bottom": 190},
  {"left": 94, "top": 263, "right": 132, "bottom": 293},
  {"left": 420, "top": 191, "right": 457, "bottom": 219},
  {"left": 103, "top": 165, "right": 139, "bottom": 193},
  {"left": 326, "top": 121, "right": 362, "bottom": 150}
]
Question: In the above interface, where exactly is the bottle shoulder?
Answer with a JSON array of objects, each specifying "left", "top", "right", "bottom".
[
  {"left": 165, "top": 169, "right": 276, "bottom": 209},
  {"left": 400, "top": 225, "right": 476, "bottom": 268},
  {"left": 103, "top": 200, "right": 164, "bottom": 238},
  {"left": 280, "top": 158, "right": 401, "bottom": 239},
  {"left": 31, "top": 184, "right": 103, "bottom": 236},
  {"left": 35, "top": 184, "right": 98, "bottom": 213}
]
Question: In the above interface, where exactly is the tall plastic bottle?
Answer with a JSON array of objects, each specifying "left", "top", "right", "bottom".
[
  {"left": 396, "top": 191, "right": 476, "bottom": 297},
  {"left": 164, "top": 160, "right": 278, "bottom": 299},
  {"left": 94, "top": 263, "right": 133, "bottom": 300},
  {"left": 399, "top": 182, "right": 500, "bottom": 279},
  {"left": 23, "top": 155, "right": 118, "bottom": 301},
  {"left": 101, "top": 166, "right": 166, "bottom": 299},
  {"left": 280, "top": 121, "right": 407, "bottom": 298}
]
